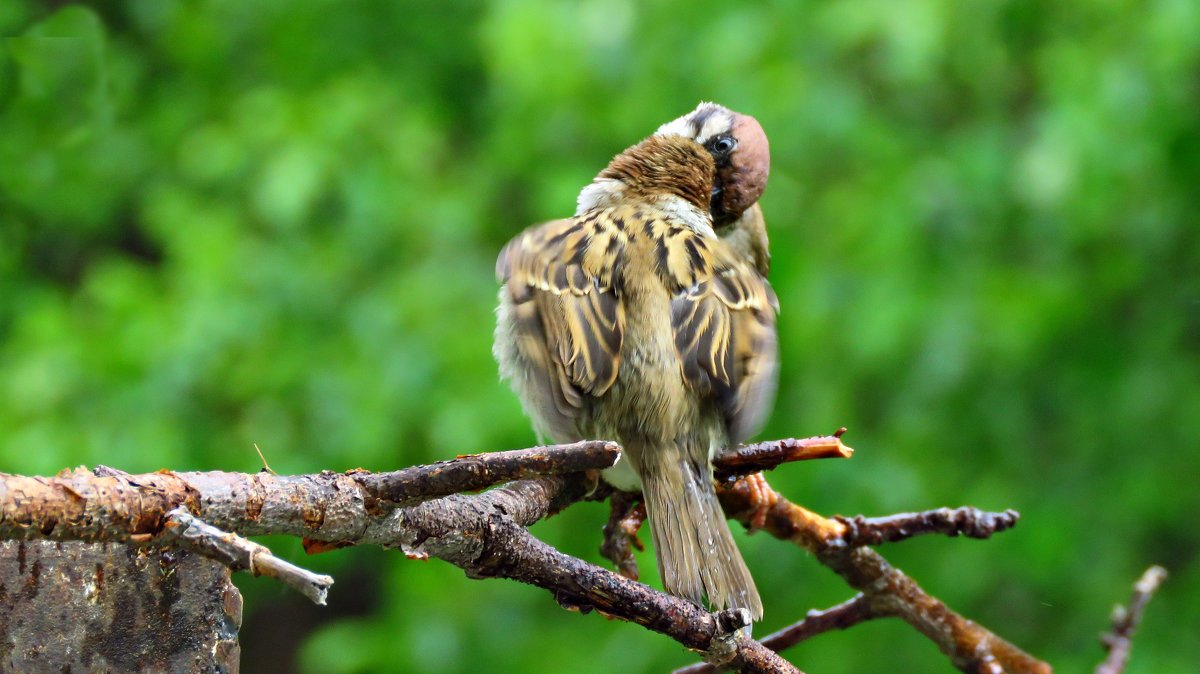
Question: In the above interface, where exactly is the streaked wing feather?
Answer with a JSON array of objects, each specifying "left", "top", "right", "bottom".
[
  {"left": 670, "top": 243, "right": 779, "bottom": 443},
  {"left": 497, "top": 216, "right": 626, "bottom": 438}
]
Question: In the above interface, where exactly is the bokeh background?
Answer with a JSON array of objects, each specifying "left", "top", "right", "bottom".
[{"left": 2, "top": 1, "right": 1197, "bottom": 672}]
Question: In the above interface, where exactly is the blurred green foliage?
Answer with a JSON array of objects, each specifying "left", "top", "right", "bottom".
[{"left": 2, "top": 1, "right": 1197, "bottom": 672}]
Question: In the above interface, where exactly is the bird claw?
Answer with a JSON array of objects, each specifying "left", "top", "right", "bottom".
[{"left": 741, "top": 473, "right": 779, "bottom": 533}]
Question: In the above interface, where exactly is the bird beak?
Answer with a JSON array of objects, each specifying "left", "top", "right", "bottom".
[{"left": 710, "top": 182, "right": 728, "bottom": 223}]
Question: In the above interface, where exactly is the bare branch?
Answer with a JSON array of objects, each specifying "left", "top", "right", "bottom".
[
  {"left": 759, "top": 594, "right": 879, "bottom": 656},
  {"left": 834, "top": 507, "right": 1020, "bottom": 546},
  {"left": 0, "top": 469, "right": 197, "bottom": 542},
  {"left": 354, "top": 441, "right": 620, "bottom": 505},
  {"left": 1096, "top": 565, "right": 1168, "bottom": 674},
  {"left": 716, "top": 477, "right": 1051, "bottom": 674},
  {"left": 0, "top": 439, "right": 1092, "bottom": 674},
  {"left": 712, "top": 432, "right": 854, "bottom": 481},
  {"left": 673, "top": 594, "right": 878, "bottom": 674},
  {"left": 159, "top": 507, "right": 333, "bottom": 605}
]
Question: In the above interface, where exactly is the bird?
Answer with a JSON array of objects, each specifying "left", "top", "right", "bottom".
[{"left": 493, "top": 112, "right": 778, "bottom": 620}]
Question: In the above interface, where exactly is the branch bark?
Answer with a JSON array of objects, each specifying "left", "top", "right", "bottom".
[{"left": 833, "top": 507, "right": 1020, "bottom": 546}]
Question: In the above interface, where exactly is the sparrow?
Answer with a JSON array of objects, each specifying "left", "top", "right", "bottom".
[{"left": 494, "top": 118, "right": 778, "bottom": 619}]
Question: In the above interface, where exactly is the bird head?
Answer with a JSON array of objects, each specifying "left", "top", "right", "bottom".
[
  {"left": 654, "top": 102, "right": 770, "bottom": 227},
  {"left": 656, "top": 103, "right": 772, "bottom": 274}
]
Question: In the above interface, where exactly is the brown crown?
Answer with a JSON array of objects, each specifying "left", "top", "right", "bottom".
[{"left": 598, "top": 135, "right": 715, "bottom": 212}]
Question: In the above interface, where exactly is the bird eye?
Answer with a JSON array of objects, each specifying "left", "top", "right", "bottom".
[{"left": 708, "top": 135, "right": 737, "bottom": 156}]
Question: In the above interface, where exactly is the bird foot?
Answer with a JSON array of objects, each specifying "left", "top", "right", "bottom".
[{"left": 742, "top": 473, "right": 779, "bottom": 533}]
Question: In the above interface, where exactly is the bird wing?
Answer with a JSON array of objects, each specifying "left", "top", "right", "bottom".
[
  {"left": 668, "top": 237, "right": 779, "bottom": 443},
  {"left": 496, "top": 212, "right": 627, "bottom": 438}
]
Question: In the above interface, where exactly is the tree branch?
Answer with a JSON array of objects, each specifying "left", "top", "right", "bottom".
[
  {"left": 758, "top": 594, "right": 878, "bottom": 657},
  {"left": 354, "top": 441, "right": 620, "bottom": 505},
  {"left": 1, "top": 439, "right": 1154, "bottom": 674},
  {"left": 712, "top": 432, "right": 853, "bottom": 481},
  {"left": 716, "top": 477, "right": 1051, "bottom": 674},
  {"left": 600, "top": 490, "right": 645, "bottom": 580},
  {"left": 462, "top": 507, "right": 798, "bottom": 673},
  {"left": 833, "top": 507, "right": 1020, "bottom": 546},
  {"left": 1095, "top": 565, "right": 1168, "bottom": 674}
]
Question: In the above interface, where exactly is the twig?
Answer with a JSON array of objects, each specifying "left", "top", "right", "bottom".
[
  {"left": 673, "top": 594, "right": 878, "bottom": 674},
  {"left": 159, "top": 507, "right": 333, "bottom": 605},
  {"left": 1095, "top": 565, "right": 1168, "bottom": 674},
  {"left": 834, "top": 507, "right": 1020, "bottom": 546},
  {"left": 716, "top": 477, "right": 1050, "bottom": 674},
  {"left": 600, "top": 491, "right": 645, "bottom": 580},
  {"left": 760, "top": 594, "right": 878, "bottom": 657},
  {"left": 354, "top": 441, "right": 620, "bottom": 505},
  {"left": 712, "top": 433, "right": 854, "bottom": 481}
]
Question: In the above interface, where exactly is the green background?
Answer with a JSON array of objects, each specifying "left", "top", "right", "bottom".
[{"left": 2, "top": 1, "right": 1196, "bottom": 672}]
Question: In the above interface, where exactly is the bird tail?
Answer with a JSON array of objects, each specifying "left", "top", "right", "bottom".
[{"left": 638, "top": 444, "right": 763, "bottom": 620}]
